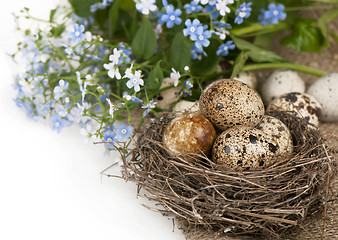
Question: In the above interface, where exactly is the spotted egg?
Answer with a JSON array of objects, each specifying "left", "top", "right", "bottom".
[
  {"left": 256, "top": 115, "right": 293, "bottom": 159},
  {"left": 266, "top": 92, "right": 322, "bottom": 127},
  {"left": 261, "top": 69, "right": 305, "bottom": 104},
  {"left": 233, "top": 71, "right": 257, "bottom": 89},
  {"left": 199, "top": 79, "right": 265, "bottom": 131},
  {"left": 212, "top": 126, "right": 279, "bottom": 171},
  {"left": 163, "top": 113, "right": 216, "bottom": 155},
  {"left": 306, "top": 73, "right": 338, "bottom": 122}
]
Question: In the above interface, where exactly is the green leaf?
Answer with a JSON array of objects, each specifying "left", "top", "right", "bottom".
[
  {"left": 191, "top": 39, "right": 222, "bottom": 76},
  {"left": 169, "top": 32, "right": 191, "bottom": 73},
  {"left": 69, "top": 0, "right": 98, "bottom": 17},
  {"left": 50, "top": 24, "right": 66, "bottom": 37},
  {"left": 145, "top": 61, "right": 164, "bottom": 91},
  {"left": 131, "top": 17, "right": 156, "bottom": 60},
  {"left": 280, "top": 18, "right": 326, "bottom": 52},
  {"left": 108, "top": 0, "right": 119, "bottom": 38},
  {"left": 118, "top": 0, "right": 135, "bottom": 10},
  {"left": 318, "top": 8, "right": 338, "bottom": 46},
  {"left": 231, "top": 36, "right": 284, "bottom": 63},
  {"left": 231, "top": 50, "right": 250, "bottom": 79},
  {"left": 49, "top": 8, "right": 57, "bottom": 22}
]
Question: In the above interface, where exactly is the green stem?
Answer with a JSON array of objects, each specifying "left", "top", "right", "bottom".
[
  {"left": 242, "top": 63, "right": 326, "bottom": 76},
  {"left": 230, "top": 23, "right": 290, "bottom": 37}
]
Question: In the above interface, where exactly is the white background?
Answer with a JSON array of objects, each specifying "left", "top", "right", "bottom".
[{"left": 0, "top": 1, "right": 185, "bottom": 240}]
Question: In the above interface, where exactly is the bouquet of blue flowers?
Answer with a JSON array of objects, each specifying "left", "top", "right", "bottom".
[{"left": 12, "top": 0, "right": 337, "bottom": 148}]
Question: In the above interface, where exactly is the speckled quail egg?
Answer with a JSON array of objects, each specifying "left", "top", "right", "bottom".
[
  {"left": 266, "top": 92, "right": 322, "bottom": 127},
  {"left": 261, "top": 69, "right": 305, "bottom": 104},
  {"left": 306, "top": 73, "right": 338, "bottom": 122},
  {"left": 199, "top": 79, "right": 265, "bottom": 131},
  {"left": 173, "top": 100, "right": 200, "bottom": 116},
  {"left": 233, "top": 71, "right": 257, "bottom": 89},
  {"left": 212, "top": 126, "right": 279, "bottom": 171},
  {"left": 156, "top": 77, "right": 181, "bottom": 109},
  {"left": 256, "top": 115, "right": 293, "bottom": 158},
  {"left": 163, "top": 113, "right": 216, "bottom": 155}
]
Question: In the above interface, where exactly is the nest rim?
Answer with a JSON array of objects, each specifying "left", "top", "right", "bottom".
[{"left": 122, "top": 110, "right": 337, "bottom": 239}]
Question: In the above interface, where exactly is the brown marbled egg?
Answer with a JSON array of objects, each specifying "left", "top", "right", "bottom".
[
  {"left": 256, "top": 115, "right": 293, "bottom": 159},
  {"left": 163, "top": 113, "right": 216, "bottom": 155},
  {"left": 266, "top": 92, "right": 322, "bottom": 127},
  {"left": 199, "top": 79, "right": 265, "bottom": 131},
  {"left": 212, "top": 126, "right": 279, "bottom": 171}
]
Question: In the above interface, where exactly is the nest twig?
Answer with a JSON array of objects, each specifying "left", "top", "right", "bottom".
[{"left": 121, "top": 112, "right": 337, "bottom": 239}]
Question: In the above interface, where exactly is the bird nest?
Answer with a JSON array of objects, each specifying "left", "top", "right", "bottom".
[{"left": 121, "top": 110, "right": 337, "bottom": 239}]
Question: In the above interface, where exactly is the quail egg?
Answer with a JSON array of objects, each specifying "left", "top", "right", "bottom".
[
  {"left": 156, "top": 77, "right": 181, "bottom": 109},
  {"left": 233, "top": 71, "right": 257, "bottom": 89},
  {"left": 163, "top": 113, "right": 216, "bottom": 155},
  {"left": 173, "top": 100, "right": 200, "bottom": 116},
  {"left": 266, "top": 92, "right": 322, "bottom": 127},
  {"left": 261, "top": 69, "right": 305, "bottom": 104},
  {"left": 212, "top": 126, "right": 279, "bottom": 171},
  {"left": 306, "top": 73, "right": 338, "bottom": 122},
  {"left": 256, "top": 115, "right": 293, "bottom": 158},
  {"left": 199, "top": 79, "right": 265, "bottom": 131}
]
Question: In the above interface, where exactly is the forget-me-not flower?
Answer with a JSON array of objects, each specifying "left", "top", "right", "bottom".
[
  {"left": 135, "top": 0, "right": 158, "bottom": 15},
  {"left": 160, "top": 4, "right": 182, "bottom": 28},
  {"left": 141, "top": 99, "right": 157, "bottom": 117},
  {"left": 123, "top": 65, "right": 144, "bottom": 92},
  {"left": 53, "top": 80, "right": 69, "bottom": 100},
  {"left": 259, "top": 3, "right": 286, "bottom": 26},
  {"left": 170, "top": 68, "right": 181, "bottom": 87},
  {"left": 115, "top": 124, "right": 133, "bottom": 141},
  {"left": 216, "top": 0, "right": 234, "bottom": 16},
  {"left": 183, "top": 19, "right": 203, "bottom": 41},
  {"left": 51, "top": 115, "right": 66, "bottom": 133},
  {"left": 68, "top": 24, "right": 86, "bottom": 45},
  {"left": 184, "top": 1, "right": 202, "bottom": 14},
  {"left": 194, "top": 26, "right": 212, "bottom": 49},
  {"left": 235, "top": 2, "right": 252, "bottom": 24},
  {"left": 216, "top": 40, "right": 235, "bottom": 56}
]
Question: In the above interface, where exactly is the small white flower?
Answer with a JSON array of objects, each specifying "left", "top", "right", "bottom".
[
  {"left": 216, "top": 0, "right": 234, "bottom": 16},
  {"left": 135, "top": 0, "right": 158, "bottom": 15},
  {"left": 103, "top": 63, "right": 121, "bottom": 79},
  {"left": 109, "top": 48, "right": 122, "bottom": 66},
  {"left": 170, "top": 68, "right": 181, "bottom": 87}
]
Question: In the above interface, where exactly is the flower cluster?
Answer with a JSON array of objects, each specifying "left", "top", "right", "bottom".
[{"left": 12, "top": 0, "right": 334, "bottom": 153}]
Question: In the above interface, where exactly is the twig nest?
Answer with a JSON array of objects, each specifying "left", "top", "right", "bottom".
[
  {"left": 163, "top": 113, "right": 216, "bottom": 155},
  {"left": 172, "top": 100, "right": 200, "bottom": 116},
  {"left": 199, "top": 79, "right": 264, "bottom": 131},
  {"left": 233, "top": 71, "right": 257, "bottom": 89},
  {"left": 261, "top": 69, "right": 305, "bottom": 104},
  {"left": 256, "top": 115, "right": 294, "bottom": 159},
  {"left": 266, "top": 92, "right": 322, "bottom": 127},
  {"left": 306, "top": 73, "right": 338, "bottom": 122},
  {"left": 156, "top": 77, "right": 181, "bottom": 109},
  {"left": 212, "top": 126, "right": 279, "bottom": 171}
]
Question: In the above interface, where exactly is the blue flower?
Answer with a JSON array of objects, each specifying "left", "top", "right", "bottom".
[
  {"left": 160, "top": 4, "right": 182, "bottom": 28},
  {"left": 68, "top": 24, "right": 86, "bottom": 45},
  {"left": 205, "top": 4, "right": 219, "bottom": 20},
  {"left": 235, "top": 2, "right": 252, "bottom": 24},
  {"left": 51, "top": 115, "right": 66, "bottom": 133},
  {"left": 258, "top": 3, "right": 286, "bottom": 26},
  {"left": 184, "top": 1, "right": 202, "bottom": 14},
  {"left": 191, "top": 44, "right": 207, "bottom": 60},
  {"left": 194, "top": 26, "right": 211, "bottom": 49},
  {"left": 115, "top": 124, "right": 133, "bottom": 141},
  {"left": 141, "top": 100, "right": 157, "bottom": 117},
  {"left": 183, "top": 19, "right": 203, "bottom": 41},
  {"left": 53, "top": 80, "right": 69, "bottom": 100},
  {"left": 103, "top": 128, "right": 117, "bottom": 150},
  {"left": 216, "top": 41, "right": 235, "bottom": 56},
  {"left": 118, "top": 44, "right": 132, "bottom": 64},
  {"left": 182, "top": 79, "right": 193, "bottom": 96},
  {"left": 90, "top": 0, "right": 113, "bottom": 12}
]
